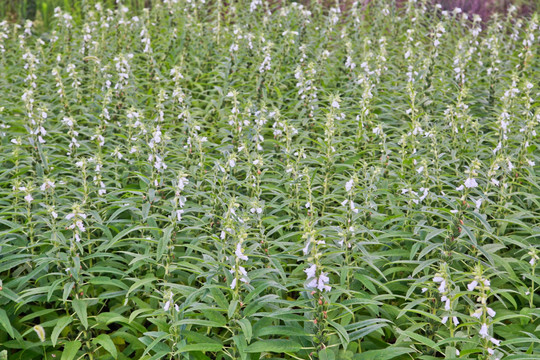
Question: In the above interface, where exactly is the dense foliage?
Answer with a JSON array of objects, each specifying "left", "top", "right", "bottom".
[{"left": 0, "top": 0, "right": 539, "bottom": 359}]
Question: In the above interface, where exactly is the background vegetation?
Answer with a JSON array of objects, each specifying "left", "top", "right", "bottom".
[{"left": 0, "top": 0, "right": 538, "bottom": 359}]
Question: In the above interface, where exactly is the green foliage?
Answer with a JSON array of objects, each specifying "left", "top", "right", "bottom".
[{"left": 0, "top": 0, "right": 538, "bottom": 359}]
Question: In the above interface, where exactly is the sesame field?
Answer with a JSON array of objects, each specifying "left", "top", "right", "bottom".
[{"left": 0, "top": 0, "right": 539, "bottom": 359}]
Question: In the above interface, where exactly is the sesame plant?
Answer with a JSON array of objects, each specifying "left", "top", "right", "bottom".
[{"left": 0, "top": 0, "right": 539, "bottom": 359}]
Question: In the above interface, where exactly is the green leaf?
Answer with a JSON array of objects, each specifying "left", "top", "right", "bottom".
[
  {"left": 245, "top": 339, "right": 301, "bottom": 353},
  {"left": 52, "top": 316, "right": 73, "bottom": 347},
  {"left": 328, "top": 320, "right": 349, "bottom": 349},
  {"left": 397, "top": 329, "right": 440, "bottom": 351},
  {"left": 61, "top": 341, "right": 82, "bottom": 360},
  {"left": 237, "top": 318, "right": 252, "bottom": 343},
  {"left": 354, "top": 347, "right": 416, "bottom": 360},
  {"left": 0, "top": 309, "right": 14, "bottom": 338},
  {"left": 177, "top": 343, "right": 223, "bottom": 352},
  {"left": 72, "top": 299, "right": 88, "bottom": 330},
  {"left": 157, "top": 225, "right": 173, "bottom": 261},
  {"left": 93, "top": 333, "right": 118, "bottom": 359},
  {"left": 319, "top": 348, "right": 336, "bottom": 360}
]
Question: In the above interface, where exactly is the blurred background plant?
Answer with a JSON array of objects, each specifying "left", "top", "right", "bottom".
[
  {"left": 0, "top": 0, "right": 152, "bottom": 31},
  {"left": 2, "top": 0, "right": 538, "bottom": 32}
]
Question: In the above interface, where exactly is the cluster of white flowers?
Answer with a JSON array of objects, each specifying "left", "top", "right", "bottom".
[
  {"left": 162, "top": 290, "right": 180, "bottom": 312},
  {"left": 230, "top": 242, "right": 249, "bottom": 290},
  {"left": 66, "top": 207, "right": 87, "bottom": 243},
  {"left": 140, "top": 26, "right": 152, "bottom": 53},
  {"left": 259, "top": 44, "right": 272, "bottom": 73},
  {"left": 173, "top": 173, "right": 188, "bottom": 222},
  {"left": 432, "top": 271, "right": 459, "bottom": 328},
  {"left": 53, "top": 7, "right": 73, "bottom": 29},
  {"left": 467, "top": 274, "right": 501, "bottom": 357},
  {"left": 456, "top": 177, "right": 478, "bottom": 191},
  {"left": 304, "top": 264, "right": 331, "bottom": 292},
  {"left": 114, "top": 53, "right": 134, "bottom": 90}
]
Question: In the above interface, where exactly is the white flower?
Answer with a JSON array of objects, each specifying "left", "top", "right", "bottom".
[
  {"left": 305, "top": 202, "right": 310, "bottom": 209},
  {"left": 444, "top": 299, "right": 451, "bottom": 311},
  {"left": 493, "top": 142, "right": 502, "bottom": 154},
  {"left": 24, "top": 194, "right": 33, "bottom": 203},
  {"left": 176, "top": 209, "right": 184, "bottom": 221},
  {"left": 307, "top": 277, "right": 318, "bottom": 289},
  {"left": 40, "top": 180, "right": 55, "bottom": 191},
  {"left": 304, "top": 264, "right": 317, "bottom": 279},
  {"left": 317, "top": 272, "right": 331, "bottom": 292},
  {"left": 464, "top": 178, "right": 478, "bottom": 188},
  {"left": 490, "top": 337, "right": 501, "bottom": 346},
  {"left": 441, "top": 316, "right": 448, "bottom": 324},
  {"left": 508, "top": 160, "right": 514, "bottom": 171},
  {"left": 453, "top": 316, "right": 459, "bottom": 326},
  {"left": 235, "top": 243, "right": 248, "bottom": 261},
  {"left": 433, "top": 276, "right": 446, "bottom": 293},
  {"left": 75, "top": 220, "right": 85, "bottom": 232},
  {"left": 230, "top": 278, "right": 237, "bottom": 289},
  {"left": 331, "top": 100, "right": 340, "bottom": 109},
  {"left": 456, "top": 185, "right": 464, "bottom": 191},
  {"left": 479, "top": 323, "right": 489, "bottom": 338},
  {"left": 467, "top": 280, "right": 478, "bottom": 291},
  {"left": 345, "top": 178, "right": 354, "bottom": 192},
  {"left": 487, "top": 307, "right": 496, "bottom": 317},
  {"left": 163, "top": 300, "right": 171, "bottom": 311},
  {"left": 438, "top": 280, "right": 446, "bottom": 293},
  {"left": 472, "top": 308, "right": 483, "bottom": 318},
  {"left": 302, "top": 241, "right": 310, "bottom": 255},
  {"left": 474, "top": 198, "right": 483, "bottom": 210}
]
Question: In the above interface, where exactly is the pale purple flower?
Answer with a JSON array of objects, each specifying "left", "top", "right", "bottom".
[
  {"left": 317, "top": 272, "right": 331, "bottom": 292},
  {"left": 464, "top": 178, "right": 478, "bottom": 188},
  {"left": 479, "top": 323, "right": 489, "bottom": 338},
  {"left": 304, "top": 264, "right": 317, "bottom": 279}
]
